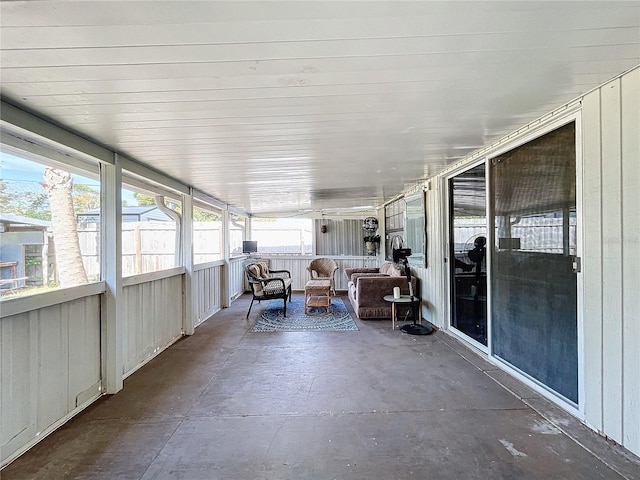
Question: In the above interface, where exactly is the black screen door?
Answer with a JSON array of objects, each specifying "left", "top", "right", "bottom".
[{"left": 490, "top": 122, "right": 578, "bottom": 403}]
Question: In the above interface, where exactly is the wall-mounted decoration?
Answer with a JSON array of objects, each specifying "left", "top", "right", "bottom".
[
  {"left": 362, "top": 216, "right": 380, "bottom": 255},
  {"left": 404, "top": 192, "right": 427, "bottom": 268},
  {"left": 362, "top": 216, "right": 378, "bottom": 233}
]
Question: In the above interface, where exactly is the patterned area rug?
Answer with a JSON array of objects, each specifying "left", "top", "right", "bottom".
[{"left": 252, "top": 297, "right": 359, "bottom": 332}]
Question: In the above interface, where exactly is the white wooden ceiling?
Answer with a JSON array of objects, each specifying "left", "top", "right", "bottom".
[{"left": 1, "top": 1, "right": 639, "bottom": 216}]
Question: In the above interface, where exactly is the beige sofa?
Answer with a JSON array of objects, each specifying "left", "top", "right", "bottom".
[{"left": 344, "top": 262, "right": 417, "bottom": 319}]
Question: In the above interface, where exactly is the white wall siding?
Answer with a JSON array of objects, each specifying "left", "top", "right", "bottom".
[
  {"left": 228, "top": 257, "right": 246, "bottom": 300},
  {"left": 237, "top": 255, "right": 378, "bottom": 293},
  {"left": 313, "top": 219, "right": 365, "bottom": 256},
  {"left": 418, "top": 67, "right": 639, "bottom": 457},
  {"left": 415, "top": 184, "right": 447, "bottom": 329},
  {"left": 122, "top": 273, "right": 183, "bottom": 376},
  {"left": 620, "top": 69, "right": 640, "bottom": 455},
  {"left": 193, "top": 262, "right": 223, "bottom": 326},
  {"left": 1, "top": 294, "right": 101, "bottom": 467},
  {"left": 582, "top": 68, "right": 640, "bottom": 455},
  {"left": 268, "top": 256, "right": 378, "bottom": 291}
]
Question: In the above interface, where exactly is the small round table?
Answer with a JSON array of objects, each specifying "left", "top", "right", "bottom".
[{"left": 383, "top": 294, "right": 433, "bottom": 335}]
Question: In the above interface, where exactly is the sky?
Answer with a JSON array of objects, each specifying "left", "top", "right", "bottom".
[
  {"left": 0, "top": 151, "right": 49, "bottom": 183},
  {"left": 0, "top": 151, "right": 136, "bottom": 204}
]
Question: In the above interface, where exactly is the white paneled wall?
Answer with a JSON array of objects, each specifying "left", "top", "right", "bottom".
[
  {"left": 414, "top": 184, "right": 448, "bottom": 329},
  {"left": 1, "top": 294, "right": 102, "bottom": 465},
  {"left": 229, "top": 257, "right": 246, "bottom": 300},
  {"left": 267, "top": 255, "right": 378, "bottom": 291},
  {"left": 193, "top": 262, "right": 224, "bottom": 326},
  {"left": 121, "top": 272, "right": 183, "bottom": 377},
  {"left": 313, "top": 219, "right": 365, "bottom": 256},
  {"left": 419, "top": 67, "right": 640, "bottom": 457},
  {"left": 582, "top": 68, "right": 640, "bottom": 455}
]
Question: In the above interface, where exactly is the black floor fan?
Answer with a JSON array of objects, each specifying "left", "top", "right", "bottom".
[{"left": 396, "top": 252, "right": 433, "bottom": 335}]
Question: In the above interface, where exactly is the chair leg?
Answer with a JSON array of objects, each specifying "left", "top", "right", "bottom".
[
  {"left": 246, "top": 297, "right": 255, "bottom": 319},
  {"left": 283, "top": 297, "right": 287, "bottom": 317}
]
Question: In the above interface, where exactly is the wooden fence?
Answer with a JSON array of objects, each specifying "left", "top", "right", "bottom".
[{"left": 78, "top": 222, "right": 223, "bottom": 278}]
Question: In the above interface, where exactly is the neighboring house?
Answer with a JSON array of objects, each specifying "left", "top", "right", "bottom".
[
  {"left": 77, "top": 205, "right": 173, "bottom": 224},
  {"left": 0, "top": 213, "right": 50, "bottom": 289}
]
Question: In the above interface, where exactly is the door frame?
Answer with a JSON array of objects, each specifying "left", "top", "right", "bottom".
[
  {"left": 441, "top": 107, "right": 585, "bottom": 416},
  {"left": 440, "top": 156, "right": 491, "bottom": 354},
  {"left": 443, "top": 157, "right": 489, "bottom": 353}
]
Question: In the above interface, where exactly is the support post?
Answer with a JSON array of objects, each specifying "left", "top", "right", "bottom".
[
  {"left": 182, "top": 190, "right": 195, "bottom": 335},
  {"left": 101, "top": 154, "right": 123, "bottom": 394}
]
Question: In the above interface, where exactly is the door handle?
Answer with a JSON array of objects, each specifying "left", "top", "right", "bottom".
[{"left": 571, "top": 256, "right": 581, "bottom": 273}]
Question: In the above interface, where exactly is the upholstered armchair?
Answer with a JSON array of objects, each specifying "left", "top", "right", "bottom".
[
  {"left": 244, "top": 260, "right": 292, "bottom": 318},
  {"left": 307, "top": 257, "right": 339, "bottom": 295}
]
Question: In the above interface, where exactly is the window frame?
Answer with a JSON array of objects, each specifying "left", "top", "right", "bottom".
[
  {"left": 120, "top": 170, "right": 184, "bottom": 278},
  {"left": 0, "top": 142, "right": 103, "bottom": 301},
  {"left": 192, "top": 200, "right": 224, "bottom": 265}
]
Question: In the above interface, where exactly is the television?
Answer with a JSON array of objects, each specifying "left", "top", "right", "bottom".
[{"left": 242, "top": 240, "right": 258, "bottom": 254}]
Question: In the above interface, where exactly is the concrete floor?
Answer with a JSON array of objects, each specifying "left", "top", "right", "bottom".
[{"left": 3, "top": 293, "right": 639, "bottom": 480}]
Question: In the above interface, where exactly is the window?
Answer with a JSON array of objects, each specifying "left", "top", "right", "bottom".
[
  {"left": 229, "top": 213, "right": 246, "bottom": 256},
  {"left": 503, "top": 211, "right": 577, "bottom": 255},
  {"left": 1, "top": 148, "right": 100, "bottom": 298},
  {"left": 251, "top": 218, "right": 312, "bottom": 254},
  {"left": 193, "top": 203, "right": 223, "bottom": 263},
  {"left": 121, "top": 175, "right": 182, "bottom": 276},
  {"left": 385, "top": 199, "right": 405, "bottom": 260}
]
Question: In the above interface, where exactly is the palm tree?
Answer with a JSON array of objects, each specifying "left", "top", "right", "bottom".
[{"left": 43, "top": 168, "right": 88, "bottom": 287}]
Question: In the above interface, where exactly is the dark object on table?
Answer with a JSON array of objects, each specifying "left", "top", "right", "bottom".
[{"left": 393, "top": 248, "right": 434, "bottom": 335}]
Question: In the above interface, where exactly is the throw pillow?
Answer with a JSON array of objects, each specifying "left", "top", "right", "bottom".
[
  {"left": 248, "top": 264, "right": 261, "bottom": 278},
  {"left": 380, "top": 262, "right": 402, "bottom": 276},
  {"left": 256, "top": 262, "right": 269, "bottom": 278}
]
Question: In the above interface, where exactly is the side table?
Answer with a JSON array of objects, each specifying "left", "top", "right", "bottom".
[
  {"left": 305, "top": 279, "right": 332, "bottom": 314},
  {"left": 383, "top": 294, "right": 433, "bottom": 335}
]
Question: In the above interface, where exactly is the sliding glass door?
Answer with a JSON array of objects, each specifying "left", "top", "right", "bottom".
[
  {"left": 449, "top": 163, "right": 487, "bottom": 346},
  {"left": 448, "top": 122, "right": 579, "bottom": 404},
  {"left": 490, "top": 122, "right": 578, "bottom": 403}
]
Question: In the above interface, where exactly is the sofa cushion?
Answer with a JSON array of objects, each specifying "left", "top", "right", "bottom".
[
  {"left": 380, "top": 262, "right": 402, "bottom": 276},
  {"left": 262, "top": 278, "right": 291, "bottom": 296},
  {"left": 344, "top": 267, "right": 379, "bottom": 282}
]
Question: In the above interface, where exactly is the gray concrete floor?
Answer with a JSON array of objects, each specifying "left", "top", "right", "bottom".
[{"left": 3, "top": 293, "right": 639, "bottom": 480}]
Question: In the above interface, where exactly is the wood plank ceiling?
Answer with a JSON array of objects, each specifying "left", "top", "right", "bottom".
[{"left": 1, "top": 1, "right": 639, "bottom": 216}]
